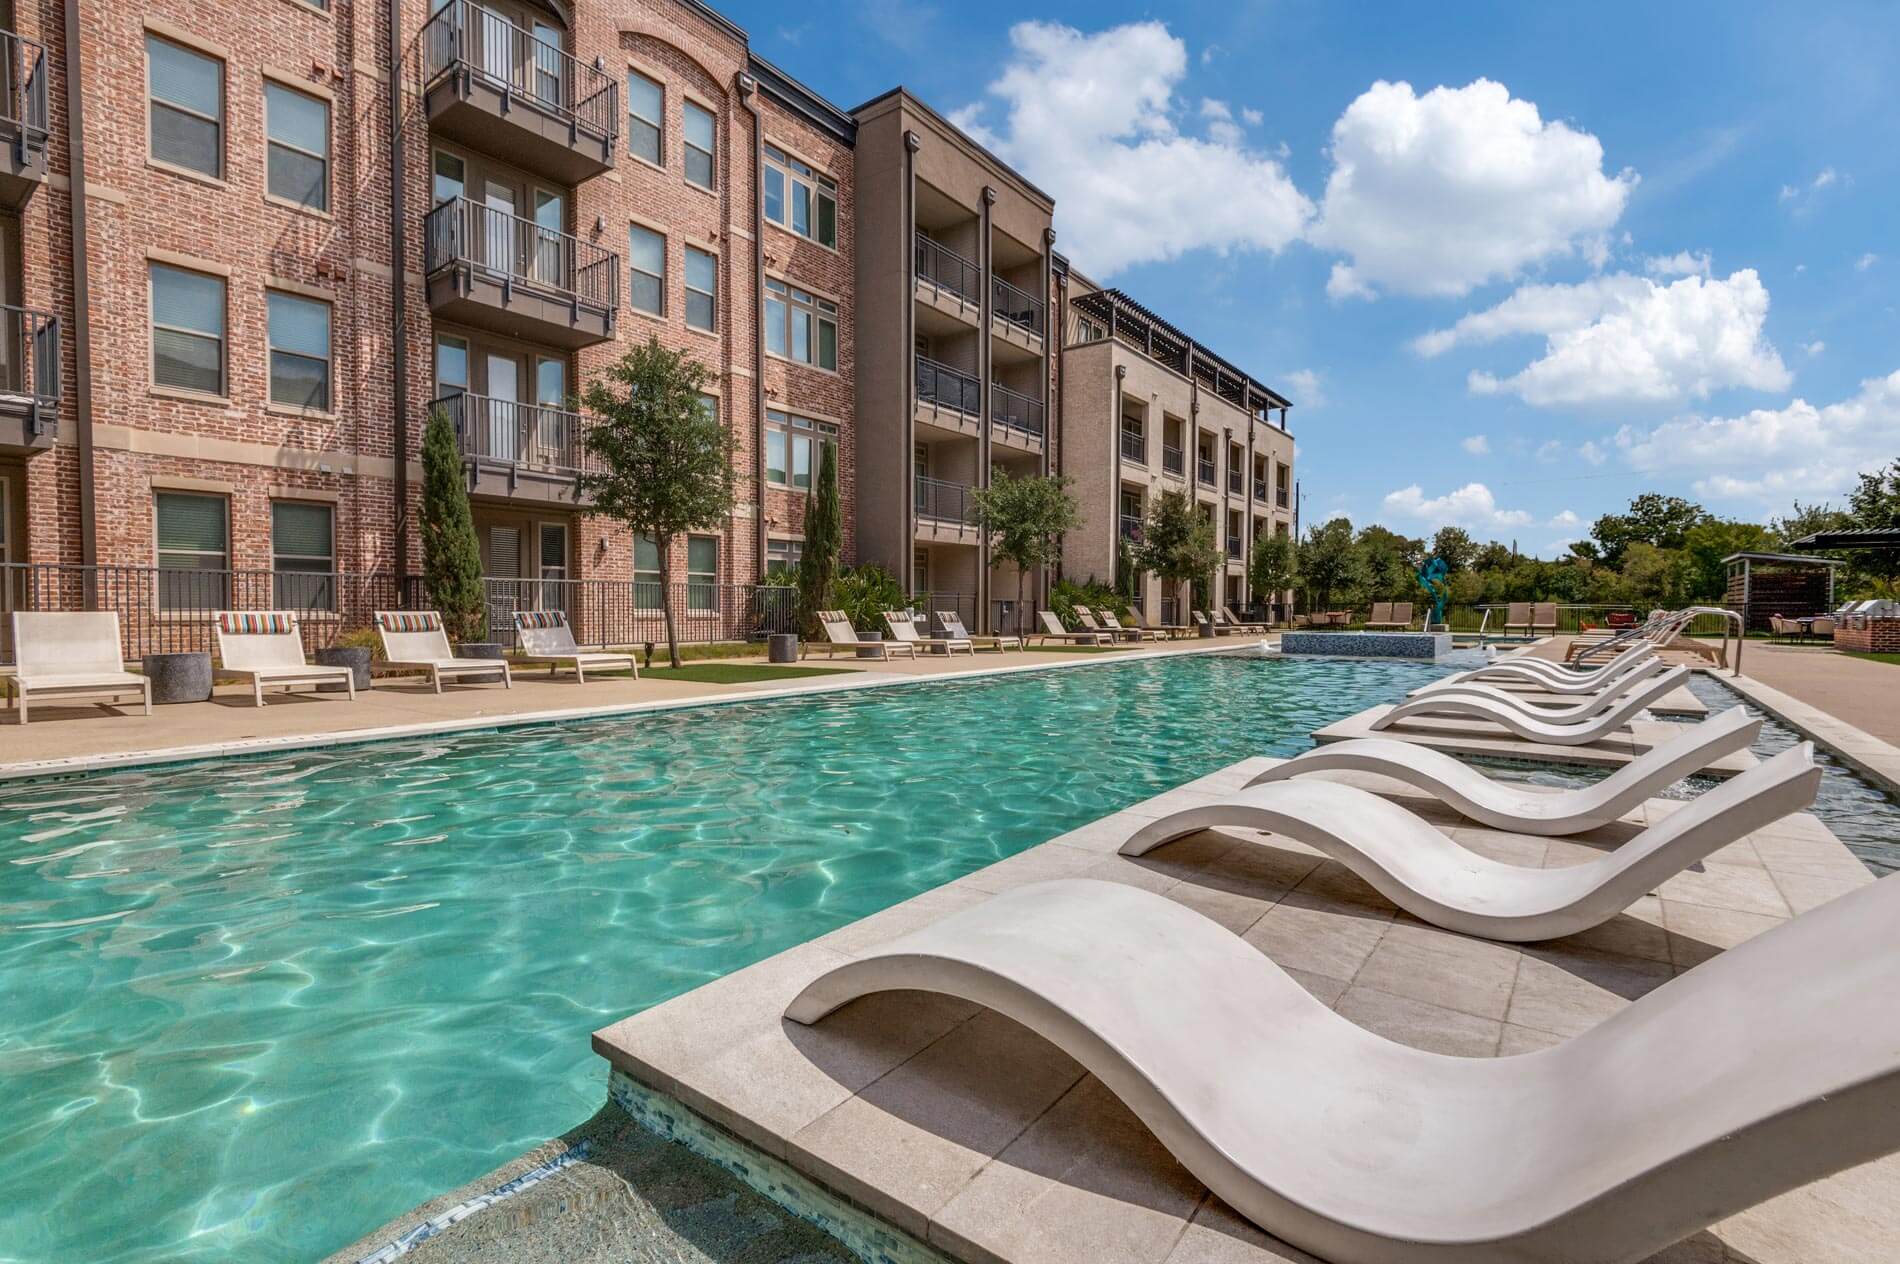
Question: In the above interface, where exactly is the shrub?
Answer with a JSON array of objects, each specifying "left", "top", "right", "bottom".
[
  {"left": 833, "top": 564, "right": 906, "bottom": 633},
  {"left": 1050, "top": 577, "right": 1127, "bottom": 628}
]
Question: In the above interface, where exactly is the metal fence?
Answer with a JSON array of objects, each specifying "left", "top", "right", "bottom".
[
  {"left": 916, "top": 354, "right": 980, "bottom": 415},
  {"left": 914, "top": 476, "right": 974, "bottom": 525},
  {"left": 0, "top": 303, "right": 59, "bottom": 426},
  {"left": 992, "top": 276, "right": 1044, "bottom": 337},
  {"left": 1162, "top": 444, "right": 1184, "bottom": 476},
  {"left": 0, "top": 30, "right": 46, "bottom": 143},
  {"left": 468, "top": 578, "right": 796, "bottom": 649},
  {"left": 424, "top": 195, "right": 620, "bottom": 311},
  {"left": 992, "top": 383, "right": 1044, "bottom": 440},
  {"left": 433, "top": 391, "right": 588, "bottom": 474},
  {"left": 422, "top": 0, "right": 618, "bottom": 145},
  {"left": 914, "top": 234, "right": 980, "bottom": 304}
]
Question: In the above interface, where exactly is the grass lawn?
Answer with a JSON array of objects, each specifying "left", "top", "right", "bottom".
[
  {"left": 1844, "top": 651, "right": 1900, "bottom": 667},
  {"left": 637, "top": 662, "right": 859, "bottom": 684}
]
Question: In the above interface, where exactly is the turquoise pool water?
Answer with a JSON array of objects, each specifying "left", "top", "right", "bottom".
[{"left": 0, "top": 650, "right": 1468, "bottom": 1262}]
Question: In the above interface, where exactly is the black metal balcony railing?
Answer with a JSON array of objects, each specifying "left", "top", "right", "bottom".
[
  {"left": 433, "top": 391, "right": 587, "bottom": 474},
  {"left": 0, "top": 31, "right": 48, "bottom": 146},
  {"left": 914, "top": 475, "right": 975, "bottom": 525},
  {"left": 1119, "top": 429, "right": 1145, "bottom": 463},
  {"left": 914, "top": 233, "right": 980, "bottom": 306},
  {"left": 1277, "top": 486, "right": 1290, "bottom": 509},
  {"left": 1227, "top": 537, "right": 1242, "bottom": 560},
  {"left": 991, "top": 383, "right": 1045, "bottom": 440},
  {"left": 425, "top": 195, "right": 619, "bottom": 310},
  {"left": 991, "top": 276, "right": 1044, "bottom": 337},
  {"left": 1253, "top": 478, "right": 1268, "bottom": 502},
  {"left": 1162, "top": 444, "right": 1184, "bottom": 476},
  {"left": 1119, "top": 514, "right": 1142, "bottom": 541},
  {"left": 1227, "top": 469, "right": 1243, "bottom": 494},
  {"left": 1197, "top": 456, "right": 1216, "bottom": 485},
  {"left": 916, "top": 354, "right": 980, "bottom": 416},
  {"left": 422, "top": 0, "right": 618, "bottom": 146},
  {"left": 0, "top": 303, "right": 60, "bottom": 423}
]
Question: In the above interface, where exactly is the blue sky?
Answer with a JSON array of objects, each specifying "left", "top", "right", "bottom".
[{"left": 718, "top": 0, "right": 1898, "bottom": 555}]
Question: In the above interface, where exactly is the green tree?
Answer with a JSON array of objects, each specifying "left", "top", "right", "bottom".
[
  {"left": 832, "top": 564, "right": 904, "bottom": 633},
  {"left": 1248, "top": 531, "right": 1297, "bottom": 622},
  {"left": 1682, "top": 519, "right": 1778, "bottom": 602},
  {"left": 971, "top": 470, "right": 1081, "bottom": 634},
  {"left": 577, "top": 338, "right": 735, "bottom": 668},
  {"left": 1618, "top": 542, "right": 1692, "bottom": 610},
  {"left": 1772, "top": 499, "right": 1853, "bottom": 544},
  {"left": 1590, "top": 493, "right": 1709, "bottom": 566},
  {"left": 1300, "top": 517, "right": 1363, "bottom": 613},
  {"left": 1845, "top": 459, "right": 1900, "bottom": 593},
  {"left": 796, "top": 441, "right": 842, "bottom": 635},
  {"left": 1357, "top": 524, "right": 1422, "bottom": 599},
  {"left": 1473, "top": 540, "right": 1515, "bottom": 571},
  {"left": 1430, "top": 525, "right": 1477, "bottom": 573},
  {"left": 419, "top": 406, "right": 487, "bottom": 642},
  {"left": 1134, "top": 490, "right": 1223, "bottom": 624}
]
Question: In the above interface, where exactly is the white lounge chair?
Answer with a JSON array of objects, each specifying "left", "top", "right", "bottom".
[
  {"left": 1449, "top": 645, "right": 1655, "bottom": 693},
  {"left": 938, "top": 611, "right": 1021, "bottom": 652},
  {"left": 1218, "top": 606, "right": 1267, "bottom": 634},
  {"left": 5, "top": 611, "right": 150, "bottom": 723},
  {"left": 1036, "top": 609, "right": 1111, "bottom": 646},
  {"left": 1191, "top": 611, "right": 1232, "bottom": 636},
  {"left": 374, "top": 611, "right": 512, "bottom": 692},
  {"left": 214, "top": 611, "right": 356, "bottom": 705},
  {"left": 1243, "top": 706, "right": 1763, "bottom": 836},
  {"left": 1413, "top": 652, "right": 1666, "bottom": 701},
  {"left": 511, "top": 610, "right": 638, "bottom": 681},
  {"left": 1406, "top": 660, "right": 1674, "bottom": 720},
  {"left": 1075, "top": 608, "right": 1138, "bottom": 642},
  {"left": 803, "top": 610, "right": 915, "bottom": 660},
  {"left": 1096, "top": 609, "right": 1161, "bottom": 641},
  {"left": 1372, "top": 665, "right": 1688, "bottom": 745},
  {"left": 787, "top": 870, "right": 1900, "bottom": 1264},
  {"left": 882, "top": 610, "right": 973, "bottom": 655}
]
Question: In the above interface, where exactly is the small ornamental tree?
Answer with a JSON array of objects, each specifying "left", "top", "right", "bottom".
[
  {"left": 797, "top": 441, "right": 842, "bottom": 635},
  {"left": 1300, "top": 517, "right": 1363, "bottom": 614},
  {"left": 1248, "top": 531, "right": 1297, "bottom": 624},
  {"left": 577, "top": 339, "right": 735, "bottom": 668},
  {"left": 419, "top": 406, "right": 487, "bottom": 642},
  {"left": 1134, "top": 489, "right": 1222, "bottom": 626},
  {"left": 971, "top": 470, "right": 1081, "bottom": 634}
]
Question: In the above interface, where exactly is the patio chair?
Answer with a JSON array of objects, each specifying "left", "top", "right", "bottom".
[
  {"left": 1372, "top": 665, "right": 1689, "bottom": 746},
  {"left": 1245, "top": 705, "right": 1763, "bottom": 836},
  {"left": 1222, "top": 605, "right": 1268, "bottom": 633},
  {"left": 938, "top": 611, "right": 1021, "bottom": 652},
  {"left": 1389, "top": 601, "right": 1415, "bottom": 629},
  {"left": 1364, "top": 601, "right": 1395, "bottom": 629},
  {"left": 213, "top": 611, "right": 356, "bottom": 705},
  {"left": 1036, "top": 610, "right": 1112, "bottom": 646},
  {"left": 882, "top": 610, "right": 973, "bottom": 655},
  {"left": 1131, "top": 610, "right": 1183, "bottom": 639},
  {"left": 374, "top": 611, "right": 512, "bottom": 693},
  {"left": 1094, "top": 608, "right": 1161, "bottom": 642},
  {"left": 1808, "top": 616, "right": 1835, "bottom": 641},
  {"left": 804, "top": 610, "right": 916, "bottom": 660},
  {"left": 1291, "top": 613, "right": 1312, "bottom": 628},
  {"left": 511, "top": 610, "right": 638, "bottom": 682},
  {"left": 1531, "top": 602, "right": 1559, "bottom": 635},
  {"left": 1074, "top": 608, "right": 1138, "bottom": 642},
  {"left": 1191, "top": 611, "right": 1232, "bottom": 636},
  {"left": 4, "top": 612, "right": 151, "bottom": 723},
  {"left": 1502, "top": 602, "right": 1534, "bottom": 636},
  {"left": 787, "top": 866, "right": 1900, "bottom": 1264}
]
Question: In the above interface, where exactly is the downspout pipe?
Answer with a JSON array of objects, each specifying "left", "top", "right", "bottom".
[
  {"left": 389, "top": 0, "right": 410, "bottom": 583},
  {"left": 976, "top": 184, "right": 995, "bottom": 633},
  {"left": 61, "top": 0, "right": 96, "bottom": 569},
  {"left": 738, "top": 74, "right": 766, "bottom": 580},
  {"left": 901, "top": 130, "right": 919, "bottom": 594}
]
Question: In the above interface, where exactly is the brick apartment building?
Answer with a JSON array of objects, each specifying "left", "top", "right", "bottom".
[{"left": 0, "top": 0, "right": 1293, "bottom": 648}]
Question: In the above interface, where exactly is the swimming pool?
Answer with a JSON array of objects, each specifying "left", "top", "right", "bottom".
[{"left": 0, "top": 649, "right": 1472, "bottom": 1263}]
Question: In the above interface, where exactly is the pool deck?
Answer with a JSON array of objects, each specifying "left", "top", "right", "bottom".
[{"left": 589, "top": 757, "right": 1894, "bottom": 1264}]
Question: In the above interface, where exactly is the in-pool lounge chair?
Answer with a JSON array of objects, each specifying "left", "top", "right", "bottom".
[
  {"left": 1401, "top": 661, "right": 1683, "bottom": 725},
  {"left": 1037, "top": 610, "right": 1112, "bottom": 646},
  {"left": 787, "top": 869, "right": 1900, "bottom": 1264},
  {"left": 882, "top": 610, "right": 973, "bottom": 655},
  {"left": 5, "top": 611, "right": 150, "bottom": 723},
  {"left": 374, "top": 611, "right": 512, "bottom": 692},
  {"left": 1501, "top": 601, "right": 1534, "bottom": 636},
  {"left": 1094, "top": 609, "right": 1161, "bottom": 642},
  {"left": 1410, "top": 652, "right": 1667, "bottom": 702},
  {"left": 804, "top": 610, "right": 916, "bottom": 660},
  {"left": 938, "top": 611, "right": 1021, "bottom": 652},
  {"left": 1372, "top": 664, "right": 1689, "bottom": 746},
  {"left": 511, "top": 610, "right": 638, "bottom": 681},
  {"left": 214, "top": 611, "right": 356, "bottom": 705},
  {"left": 1074, "top": 608, "right": 1138, "bottom": 642},
  {"left": 1244, "top": 705, "right": 1762, "bottom": 836},
  {"left": 1451, "top": 645, "right": 1654, "bottom": 693}
]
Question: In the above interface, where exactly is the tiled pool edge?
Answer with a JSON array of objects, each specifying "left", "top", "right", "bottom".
[{"left": 1697, "top": 666, "right": 1900, "bottom": 796}]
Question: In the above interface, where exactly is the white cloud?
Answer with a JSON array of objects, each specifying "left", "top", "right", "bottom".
[
  {"left": 1241, "top": 106, "right": 1264, "bottom": 127},
  {"left": 1780, "top": 167, "right": 1844, "bottom": 212},
  {"left": 1856, "top": 252, "right": 1878, "bottom": 272},
  {"left": 1461, "top": 433, "right": 1490, "bottom": 455},
  {"left": 1282, "top": 368, "right": 1323, "bottom": 407},
  {"left": 1549, "top": 509, "right": 1582, "bottom": 529},
  {"left": 1308, "top": 79, "right": 1635, "bottom": 298},
  {"left": 1536, "top": 439, "right": 1566, "bottom": 463},
  {"left": 1805, "top": 340, "right": 1826, "bottom": 357},
  {"left": 955, "top": 22, "right": 1312, "bottom": 275},
  {"left": 1199, "top": 99, "right": 1243, "bottom": 146},
  {"left": 1645, "top": 250, "right": 1711, "bottom": 277},
  {"left": 1579, "top": 439, "right": 1607, "bottom": 466},
  {"left": 1382, "top": 482, "right": 1535, "bottom": 533},
  {"left": 1442, "top": 270, "right": 1790, "bottom": 408},
  {"left": 1615, "top": 368, "right": 1900, "bottom": 505}
]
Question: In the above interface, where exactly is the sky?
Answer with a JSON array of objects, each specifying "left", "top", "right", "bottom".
[{"left": 717, "top": 0, "right": 1899, "bottom": 557}]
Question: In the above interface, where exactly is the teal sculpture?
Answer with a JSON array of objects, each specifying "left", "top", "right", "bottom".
[{"left": 1416, "top": 556, "right": 1450, "bottom": 629}]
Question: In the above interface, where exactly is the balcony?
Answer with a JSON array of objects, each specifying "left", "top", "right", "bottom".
[
  {"left": 991, "top": 382, "right": 1044, "bottom": 452},
  {"left": 1120, "top": 514, "right": 1142, "bottom": 541},
  {"left": 1277, "top": 486, "right": 1290, "bottom": 509},
  {"left": 1162, "top": 444, "right": 1184, "bottom": 477},
  {"left": 0, "top": 31, "right": 47, "bottom": 209},
  {"left": 1253, "top": 478, "right": 1268, "bottom": 502},
  {"left": 0, "top": 304, "right": 58, "bottom": 452},
  {"left": 1227, "top": 469, "right": 1243, "bottom": 495},
  {"left": 991, "top": 275, "right": 1044, "bottom": 356},
  {"left": 422, "top": 0, "right": 617, "bottom": 184},
  {"left": 916, "top": 353, "right": 980, "bottom": 415},
  {"left": 424, "top": 197, "right": 618, "bottom": 348},
  {"left": 914, "top": 475, "right": 978, "bottom": 544},
  {"left": 1227, "top": 536, "right": 1243, "bottom": 560},
  {"left": 915, "top": 233, "right": 980, "bottom": 325},
  {"left": 1119, "top": 429, "right": 1145, "bottom": 463},
  {"left": 1197, "top": 455, "right": 1216, "bottom": 485},
  {"left": 434, "top": 391, "right": 591, "bottom": 503}
]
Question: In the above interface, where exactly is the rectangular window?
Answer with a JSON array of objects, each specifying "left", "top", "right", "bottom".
[
  {"left": 762, "top": 278, "right": 837, "bottom": 370},
  {"left": 698, "top": 393, "right": 717, "bottom": 424},
  {"left": 267, "top": 291, "right": 332, "bottom": 411},
  {"left": 627, "top": 70, "right": 662, "bottom": 165},
  {"left": 765, "top": 538, "right": 802, "bottom": 580},
  {"left": 763, "top": 144, "right": 838, "bottom": 248},
  {"left": 265, "top": 81, "right": 328, "bottom": 211},
  {"left": 155, "top": 491, "right": 228, "bottom": 610},
  {"left": 684, "top": 247, "right": 716, "bottom": 331},
  {"left": 150, "top": 263, "right": 226, "bottom": 395},
  {"left": 686, "top": 536, "right": 717, "bottom": 611},
  {"left": 683, "top": 99, "right": 714, "bottom": 189},
  {"left": 272, "top": 501, "right": 336, "bottom": 610},
  {"left": 633, "top": 533, "right": 661, "bottom": 610},
  {"left": 627, "top": 223, "right": 664, "bottom": 316},
  {"left": 765, "top": 408, "right": 836, "bottom": 490},
  {"left": 147, "top": 35, "right": 222, "bottom": 177},
  {"left": 432, "top": 149, "right": 465, "bottom": 205}
]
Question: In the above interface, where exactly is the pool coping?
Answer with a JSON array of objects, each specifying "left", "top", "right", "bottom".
[{"left": 1695, "top": 665, "right": 1900, "bottom": 797}]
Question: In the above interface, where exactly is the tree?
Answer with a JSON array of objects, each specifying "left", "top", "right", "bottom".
[
  {"left": 1845, "top": 459, "right": 1900, "bottom": 593},
  {"left": 1357, "top": 524, "right": 1422, "bottom": 599},
  {"left": 1248, "top": 531, "right": 1297, "bottom": 622},
  {"left": 1300, "top": 517, "right": 1363, "bottom": 613},
  {"left": 1473, "top": 540, "right": 1515, "bottom": 571},
  {"left": 419, "top": 406, "right": 486, "bottom": 642},
  {"left": 1134, "top": 490, "right": 1222, "bottom": 623},
  {"left": 1430, "top": 525, "right": 1476, "bottom": 573},
  {"left": 577, "top": 338, "right": 735, "bottom": 667},
  {"left": 796, "top": 441, "right": 841, "bottom": 635},
  {"left": 1681, "top": 519, "right": 1778, "bottom": 602},
  {"left": 1619, "top": 542, "right": 1691, "bottom": 611},
  {"left": 971, "top": 470, "right": 1081, "bottom": 634},
  {"left": 1590, "top": 493, "right": 1709, "bottom": 566}
]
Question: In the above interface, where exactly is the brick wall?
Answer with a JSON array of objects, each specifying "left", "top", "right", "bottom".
[{"left": 1837, "top": 616, "right": 1900, "bottom": 655}]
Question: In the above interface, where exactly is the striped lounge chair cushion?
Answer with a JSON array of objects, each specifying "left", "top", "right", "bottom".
[
  {"left": 218, "top": 612, "right": 295, "bottom": 635},
  {"left": 378, "top": 611, "right": 442, "bottom": 633},
  {"left": 514, "top": 610, "right": 567, "bottom": 629}
]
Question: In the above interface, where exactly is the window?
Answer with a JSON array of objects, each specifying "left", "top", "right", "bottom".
[
  {"left": 432, "top": 149, "right": 465, "bottom": 205},
  {"left": 633, "top": 533, "right": 661, "bottom": 610},
  {"left": 763, "top": 144, "right": 837, "bottom": 248},
  {"left": 150, "top": 264, "right": 226, "bottom": 395},
  {"left": 434, "top": 335, "right": 469, "bottom": 398},
  {"left": 154, "top": 491, "right": 228, "bottom": 610},
  {"left": 147, "top": 35, "right": 222, "bottom": 177},
  {"left": 627, "top": 70, "right": 662, "bottom": 165},
  {"left": 765, "top": 409, "right": 836, "bottom": 489},
  {"left": 687, "top": 536, "right": 717, "bottom": 611},
  {"left": 267, "top": 291, "right": 331, "bottom": 410},
  {"left": 265, "top": 81, "right": 328, "bottom": 211},
  {"left": 765, "top": 538, "right": 802, "bottom": 580},
  {"left": 698, "top": 393, "right": 717, "bottom": 423},
  {"left": 627, "top": 223, "right": 664, "bottom": 316},
  {"left": 763, "top": 278, "right": 837, "bottom": 370},
  {"left": 272, "top": 501, "right": 335, "bottom": 609},
  {"left": 684, "top": 247, "right": 716, "bottom": 331},
  {"left": 683, "top": 99, "right": 714, "bottom": 188}
]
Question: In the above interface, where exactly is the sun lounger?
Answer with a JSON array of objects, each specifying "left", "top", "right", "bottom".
[
  {"left": 1244, "top": 706, "right": 1763, "bottom": 835},
  {"left": 5, "top": 611, "right": 151, "bottom": 723},
  {"left": 1191, "top": 611, "right": 1233, "bottom": 636},
  {"left": 214, "top": 611, "right": 356, "bottom": 705},
  {"left": 1222, "top": 605, "right": 1268, "bottom": 633},
  {"left": 511, "top": 610, "right": 638, "bottom": 681},
  {"left": 938, "top": 611, "right": 1021, "bottom": 652},
  {"left": 804, "top": 610, "right": 916, "bottom": 660},
  {"left": 1036, "top": 610, "right": 1112, "bottom": 646},
  {"left": 1410, "top": 654, "right": 1668, "bottom": 704},
  {"left": 1404, "top": 662, "right": 1683, "bottom": 724},
  {"left": 374, "top": 611, "right": 512, "bottom": 692},
  {"left": 1094, "top": 608, "right": 1161, "bottom": 642},
  {"left": 1373, "top": 664, "right": 1688, "bottom": 745},
  {"left": 1074, "top": 608, "right": 1138, "bottom": 642},
  {"left": 1451, "top": 645, "right": 1655, "bottom": 692},
  {"left": 882, "top": 610, "right": 973, "bottom": 655}
]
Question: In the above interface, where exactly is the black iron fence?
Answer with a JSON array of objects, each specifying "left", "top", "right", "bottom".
[
  {"left": 468, "top": 578, "right": 796, "bottom": 649},
  {"left": 432, "top": 391, "right": 589, "bottom": 474},
  {"left": 425, "top": 195, "right": 620, "bottom": 311},
  {"left": 916, "top": 354, "right": 980, "bottom": 415},
  {"left": 992, "top": 383, "right": 1044, "bottom": 440},
  {"left": 422, "top": 0, "right": 618, "bottom": 145},
  {"left": 0, "top": 303, "right": 59, "bottom": 426},
  {"left": 1119, "top": 429, "right": 1145, "bottom": 462},
  {"left": 914, "top": 475, "right": 974, "bottom": 525},
  {"left": 1162, "top": 444, "right": 1184, "bottom": 476},
  {"left": 992, "top": 276, "right": 1044, "bottom": 337},
  {"left": 914, "top": 234, "right": 980, "bottom": 304},
  {"left": 1197, "top": 455, "right": 1216, "bottom": 484}
]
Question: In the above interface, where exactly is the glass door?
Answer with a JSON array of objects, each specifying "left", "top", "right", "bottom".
[
  {"left": 538, "top": 522, "right": 568, "bottom": 615},
  {"left": 486, "top": 353, "right": 519, "bottom": 462},
  {"left": 531, "top": 21, "right": 564, "bottom": 109},
  {"left": 534, "top": 357, "right": 566, "bottom": 469},
  {"left": 482, "top": 180, "right": 516, "bottom": 276},
  {"left": 530, "top": 190, "right": 563, "bottom": 288}
]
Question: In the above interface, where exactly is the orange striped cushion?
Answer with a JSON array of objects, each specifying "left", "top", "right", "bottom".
[{"left": 219, "top": 612, "right": 294, "bottom": 635}]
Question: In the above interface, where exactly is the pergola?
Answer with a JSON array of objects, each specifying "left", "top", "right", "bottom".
[{"left": 1721, "top": 551, "right": 1845, "bottom": 632}]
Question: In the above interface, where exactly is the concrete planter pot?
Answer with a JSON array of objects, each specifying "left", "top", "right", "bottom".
[
  {"left": 1199, "top": 622, "right": 1218, "bottom": 639},
  {"left": 313, "top": 646, "right": 372, "bottom": 692},
  {"left": 143, "top": 651, "right": 213, "bottom": 704},
  {"left": 854, "top": 631, "right": 885, "bottom": 659},
  {"left": 458, "top": 642, "right": 506, "bottom": 660},
  {"left": 767, "top": 633, "right": 799, "bottom": 664}
]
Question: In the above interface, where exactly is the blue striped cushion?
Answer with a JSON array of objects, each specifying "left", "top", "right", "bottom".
[
  {"left": 219, "top": 612, "right": 294, "bottom": 635},
  {"left": 514, "top": 610, "right": 567, "bottom": 629},
  {"left": 378, "top": 611, "right": 442, "bottom": 633}
]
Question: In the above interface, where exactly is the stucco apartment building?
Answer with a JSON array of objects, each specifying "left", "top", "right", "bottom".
[{"left": 0, "top": 0, "right": 1288, "bottom": 644}]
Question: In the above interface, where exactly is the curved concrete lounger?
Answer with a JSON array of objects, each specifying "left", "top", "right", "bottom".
[
  {"left": 1457, "top": 645, "right": 1654, "bottom": 690},
  {"left": 1372, "top": 666, "right": 1687, "bottom": 745},
  {"left": 787, "top": 874, "right": 1900, "bottom": 1264},
  {"left": 1120, "top": 743, "right": 1816, "bottom": 940},
  {"left": 1414, "top": 650, "right": 1661, "bottom": 698},
  {"left": 1240, "top": 706, "right": 1762, "bottom": 836},
  {"left": 1402, "top": 660, "right": 1674, "bottom": 721}
]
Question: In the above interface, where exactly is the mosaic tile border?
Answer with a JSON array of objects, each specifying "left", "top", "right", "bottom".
[
  {"left": 1280, "top": 630, "right": 1451, "bottom": 659},
  {"left": 349, "top": 1140, "right": 593, "bottom": 1264}
]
